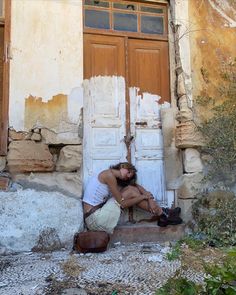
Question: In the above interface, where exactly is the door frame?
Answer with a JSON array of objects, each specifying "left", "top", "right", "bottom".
[{"left": 0, "top": 0, "right": 11, "bottom": 155}]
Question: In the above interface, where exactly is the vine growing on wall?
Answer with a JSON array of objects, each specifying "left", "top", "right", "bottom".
[{"left": 196, "top": 59, "right": 236, "bottom": 188}]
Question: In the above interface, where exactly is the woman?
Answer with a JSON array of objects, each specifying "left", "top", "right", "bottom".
[{"left": 83, "top": 162, "right": 163, "bottom": 233}]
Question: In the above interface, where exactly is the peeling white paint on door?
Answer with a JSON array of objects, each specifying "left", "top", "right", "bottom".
[
  {"left": 83, "top": 79, "right": 174, "bottom": 206},
  {"left": 130, "top": 88, "right": 174, "bottom": 207},
  {"left": 83, "top": 76, "right": 127, "bottom": 187}
]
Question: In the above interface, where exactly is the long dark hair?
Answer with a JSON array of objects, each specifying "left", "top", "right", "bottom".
[{"left": 110, "top": 162, "right": 137, "bottom": 187}]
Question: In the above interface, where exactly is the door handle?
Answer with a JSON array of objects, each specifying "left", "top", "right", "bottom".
[{"left": 135, "top": 121, "right": 147, "bottom": 126}]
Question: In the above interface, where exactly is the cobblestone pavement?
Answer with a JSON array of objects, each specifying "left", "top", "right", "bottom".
[{"left": 0, "top": 242, "right": 204, "bottom": 295}]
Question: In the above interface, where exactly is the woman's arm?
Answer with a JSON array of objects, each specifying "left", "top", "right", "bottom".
[
  {"left": 103, "top": 171, "right": 148, "bottom": 208},
  {"left": 135, "top": 184, "right": 154, "bottom": 199},
  {"left": 104, "top": 171, "right": 123, "bottom": 204},
  {"left": 134, "top": 183, "right": 159, "bottom": 213}
]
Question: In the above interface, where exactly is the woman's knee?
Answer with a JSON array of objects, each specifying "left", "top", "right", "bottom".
[{"left": 121, "top": 185, "right": 140, "bottom": 198}]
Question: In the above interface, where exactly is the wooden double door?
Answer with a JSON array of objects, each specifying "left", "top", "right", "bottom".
[{"left": 83, "top": 33, "right": 172, "bottom": 206}]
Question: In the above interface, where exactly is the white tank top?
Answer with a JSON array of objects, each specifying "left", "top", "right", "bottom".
[{"left": 83, "top": 174, "right": 110, "bottom": 206}]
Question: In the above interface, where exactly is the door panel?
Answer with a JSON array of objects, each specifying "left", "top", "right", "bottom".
[
  {"left": 83, "top": 76, "right": 127, "bottom": 186},
  {"left": 128, "top": 39, "right": 170, "bottom": 103},
  {"left": 130, "top": 88, "right": 169, "bottom": 206},
  {"left": 83, "top": 34, "right": 126, "bottom": 186},
  {"left": 84, "top": 34, "right": 125, "bottom": 78},
  {"left": 128, "top": 39, "right": 171, "bottom": 206}
]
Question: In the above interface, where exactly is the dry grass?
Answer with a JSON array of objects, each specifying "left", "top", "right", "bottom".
[
  {"left": 180, "top": 246, "right": 225, "bottom": 272},
  {"left": 60, "top": 255, "right": 85, "bottom": 278}
]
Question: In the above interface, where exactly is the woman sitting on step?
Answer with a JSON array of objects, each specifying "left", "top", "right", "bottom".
[{"left": 82, "top": 162, "right": 163, "bottom": 234}]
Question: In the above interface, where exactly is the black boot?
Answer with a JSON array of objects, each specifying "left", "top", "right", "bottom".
[
  {"left": 161, "top": 207, "right": 181, "bottom": 216},
  {"left": 157, "top": 212, "right": 168, "bottom": 227},
  {"left": 158, "top": 207, "right": 183, "bottom": 226}
]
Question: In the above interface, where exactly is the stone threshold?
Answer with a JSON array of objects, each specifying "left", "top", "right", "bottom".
[{"left": 110, "top": 223, "right": 185, "bottom": 245}]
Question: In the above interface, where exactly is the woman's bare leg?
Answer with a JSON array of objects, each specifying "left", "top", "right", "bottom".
[
  {"left": 119, "top": 186, "right": 145, "bottom": 208},
  {"left": 120, "top": 185, "right": 162, "bottom": 215},
  {"left": 136, "top": 198, "right": 162, "bottom": 215}
]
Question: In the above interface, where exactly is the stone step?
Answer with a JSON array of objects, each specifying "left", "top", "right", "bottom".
[{"left": 110, "top": 223, "right": 185, "bottom": 245}]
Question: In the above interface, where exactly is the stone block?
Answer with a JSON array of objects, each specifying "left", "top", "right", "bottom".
[
  {"left": 7, "top": 141, "right": 54, "bottom": 172},
  {"left": 56, "top": 145, "right": 82, "bottom": 172},
  {"left": 177, "top": 172, "right": 203, "bottom": 199},
  {"left": 175, "top": 121, "right": 204, "bottom": 148},
  {"left": 9, "top": 129, "right": 29, "bottom": 141},
  {"left": 178, "top": 95, "right": 189, "bottom": 109},
  {"left": 41, "top": 128, "right": 82, "bottom": 145},
  {"left": 183, "top": 148, "right": 203, "bottom": 173},
  {"left": 178, "top": 198, "right": 197, "bottom": 222},
  {"left": 0, "top": 189, "right": 84, "bottom": 252},
  {"left": 176, "top": 108, "right": 193, "bottom": 123},
  {"left": 13, "top": 172, "right": 82, "bottom": 198},
  {"left": 0, "top": 156, "right": 6, "bottom": 171},
  {"left": 31, "top": 133, "right": 42, "bottom": 142},
  {"left": 177, "top": 72, "right": 186, "bottom": 98}
]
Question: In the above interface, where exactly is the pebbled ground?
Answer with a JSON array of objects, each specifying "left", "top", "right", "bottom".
[{"left": 0, "top": 242, "right": 205, "bottom": 295}]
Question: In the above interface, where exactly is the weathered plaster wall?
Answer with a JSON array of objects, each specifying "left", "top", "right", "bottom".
[
  {"left": 189, "top": 0, "right": 236, "bottom": 99},
  {"left": 10, "top": 0, "right": 83, "bottom": 140}
]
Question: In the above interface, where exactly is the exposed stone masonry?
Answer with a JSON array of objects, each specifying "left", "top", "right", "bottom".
[
  {"left": 5, "top": 128, "right": 83, "bottom": 195},
  {"left": 169, "top": 13, "right": 204, "bottom": 221}
]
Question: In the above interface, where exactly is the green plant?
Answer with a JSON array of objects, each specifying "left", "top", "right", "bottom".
[
  {"left": 204, "top": 247, "right": 236, "bottom": 294},
  {"left": 166, "top": 243, "right": 182, "bottom": 261},
  {"left": 166, "top": 236, "right": 206, "bottom": 261},
  {"left": 156, "top": 248, "right": 236, "bottom": 295},
  {"left": 156, "top": 277, "right": 201, "bottom": 295},
  {"left": 180, "top": 235, "right": 206, "bottom": 251},
  {"left": 196, "top": 59, "right": 236, "bottom": 187},
  {"left": 192, "top": 192, "right": 236, "bottom": 247}
]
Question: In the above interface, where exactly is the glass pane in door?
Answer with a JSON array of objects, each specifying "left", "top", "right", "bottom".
[
  {"left": 85, "top": 9, "right": 110, "bottom": 29},
  {"left": 113, "top": 13, "right": 137, "bottom": 32},
  {"left": 141, "top": 16, "right": 163, "bottom": 35},
  {"left": 85, "top": 0, "right": 109, "bottom": 8}
]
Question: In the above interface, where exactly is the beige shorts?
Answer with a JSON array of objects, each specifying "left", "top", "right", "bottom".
[{"left": 85, "top": 198, "right": 121, "bottom": 234}]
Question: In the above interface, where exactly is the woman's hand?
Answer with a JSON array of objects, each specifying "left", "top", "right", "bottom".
[
  {"left": 145, "top": 192, "right": 154, "bottom": 199},
  {"left": 148, "top": 200, "right": 157, "bottom": 214},
  {"left": 148, "top": 198, "right": 162, "bottom": 215}
]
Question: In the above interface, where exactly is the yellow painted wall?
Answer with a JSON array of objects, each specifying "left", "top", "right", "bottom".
[{"left": 189, "top": 0, "right": 236, "bottom": 101}]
